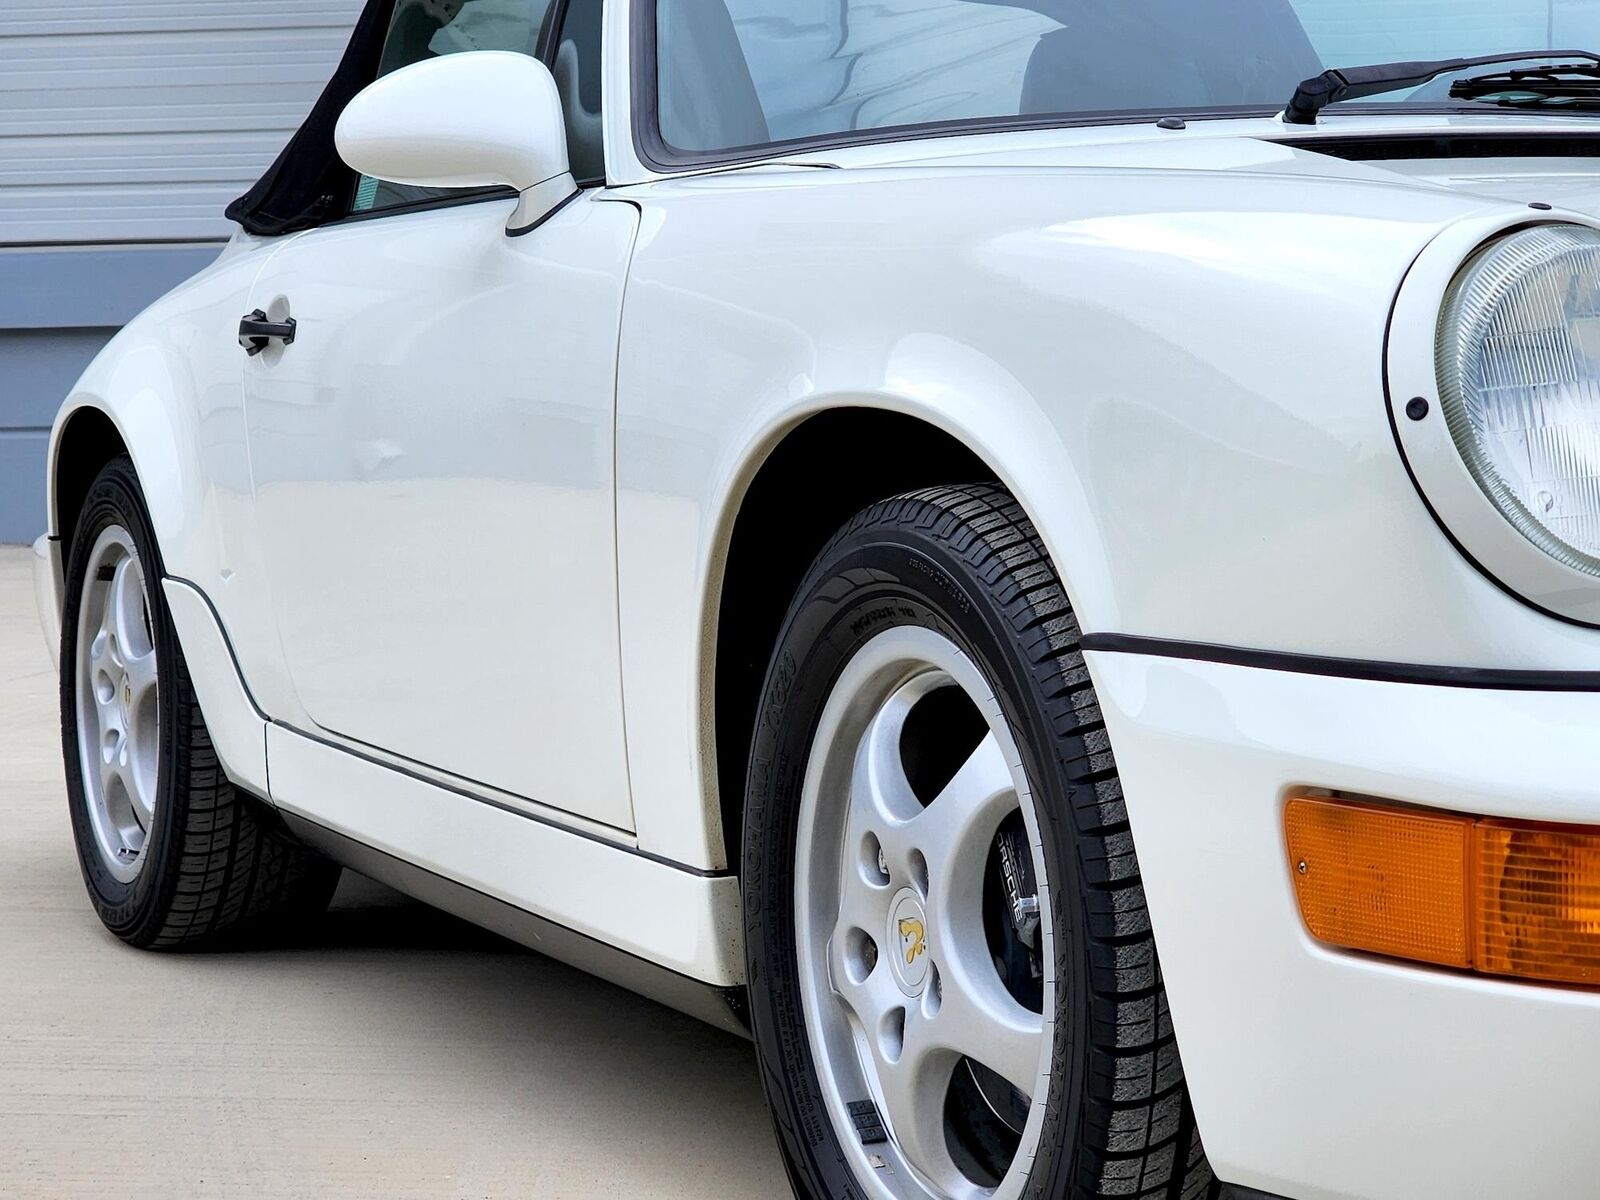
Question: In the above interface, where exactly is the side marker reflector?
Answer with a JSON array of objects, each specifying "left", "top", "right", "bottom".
[{"left": 1285, "top": 799, "right": 1470, "bottom": 969}]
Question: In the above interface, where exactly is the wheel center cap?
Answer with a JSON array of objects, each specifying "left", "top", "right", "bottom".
[
  {"left": 121, "top": 676, "right": 132, "bottom": 717},
  {"left": 888, "top": 888, "right": 930, "bottom": 995}
]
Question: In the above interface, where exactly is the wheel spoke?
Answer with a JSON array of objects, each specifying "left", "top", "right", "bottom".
[
  {"left": 96, "top": 593, "right": 123, "bottom": 671},
  {"left": 877, "top": 1010, "right": 968, "bottom": 1195},
  {"left": 853, "top": 683, "right": 925, "bottom": 829},
  {"left": 109, "top": 557, "right": 147, "bottom": 661},
  {"left": 931, "top": 955, "right": 1047, "bottom": 1099},
  {"left": 93, "top": 681, "right": 121, "bottom": 730},
  {"left": 912, "top": 731, "right": 1017, "bottom": 893},
  {"left": 98, "top": 741, "right": 122, "bottom": 801},
  {"left": 97, "top": 748, "right": 143, "bottom": 849},
  {"left": 828, "top": 933, "right": 974, "bottom": 1193},
  {"left": 89, "top": 627, "right": 114, "bottom": 675},
  {"left": 124, "top": 755, "right": 156, "bottom": 831}
]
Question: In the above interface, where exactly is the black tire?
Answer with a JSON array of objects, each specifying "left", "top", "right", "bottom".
[
  {"left": 744, "top": 484, "right": 1221, "bottom": 1200},
  {"left": 60, "top": 455, "right": 340, "bottom": 949}
]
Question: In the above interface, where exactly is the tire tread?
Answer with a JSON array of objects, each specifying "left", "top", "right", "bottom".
[{"left": 148, "top": 644, "right": 336, "bottom": 948}]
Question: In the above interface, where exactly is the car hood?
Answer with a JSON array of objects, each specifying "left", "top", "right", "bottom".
[{"left": 798, "top": 112, "right": 1600, "bottom": 221}]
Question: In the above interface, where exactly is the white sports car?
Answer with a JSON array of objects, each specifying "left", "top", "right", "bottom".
[{"left": 33, "top": 2, "right": 1600, "bottom": 1198}]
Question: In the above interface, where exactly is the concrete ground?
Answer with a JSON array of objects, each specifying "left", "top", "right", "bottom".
[{"left": 0, "top": 546, "right": 789, "bottom": 1199}]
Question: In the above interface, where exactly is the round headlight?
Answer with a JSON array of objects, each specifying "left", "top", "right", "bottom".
[{"left": 1437, "top": 224, "right": 1600, "bottom": 578}]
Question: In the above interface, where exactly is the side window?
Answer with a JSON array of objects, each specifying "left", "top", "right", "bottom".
[
  {"left": 552, "top": 0, "right": 605, "bottom": 185},
  {"left": 351, "top": 0, "right": 558, "bottom": 215}
]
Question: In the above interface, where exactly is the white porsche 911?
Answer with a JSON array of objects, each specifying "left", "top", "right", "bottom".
[{"left": 32, "top": 2, "right": 1600, "bottom": 1197}]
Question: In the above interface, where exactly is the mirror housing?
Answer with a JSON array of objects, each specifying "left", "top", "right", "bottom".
[{"left": 335, "top": 51, "right": 577, "bottom": 233}]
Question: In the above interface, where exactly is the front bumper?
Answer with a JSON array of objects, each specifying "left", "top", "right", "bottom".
[
  {"left": 33, "top": 535, "right": 61, "bottom": 669},
  {"left": 1090, "top": 648, "right": 1600, "bottom": 1200}
]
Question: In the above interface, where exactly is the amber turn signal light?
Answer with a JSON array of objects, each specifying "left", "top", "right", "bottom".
[{"left": 1286, "top": 796, "right": 1600, "bottom": 987}]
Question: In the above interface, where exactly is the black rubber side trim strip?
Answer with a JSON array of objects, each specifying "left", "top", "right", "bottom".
[
  {"left": 1080, "top": 633, "right": 1600, "bottom": 693},
  {"left": 280, "top": 811, "right": 750, "bottom": 1038},
  {"left": 272, "top": 719, "right": 735, "bottom": 879}
]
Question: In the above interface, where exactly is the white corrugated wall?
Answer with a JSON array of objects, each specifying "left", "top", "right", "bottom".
[{"left": 0, "top": 0, "right": 364, "bottom": 246}]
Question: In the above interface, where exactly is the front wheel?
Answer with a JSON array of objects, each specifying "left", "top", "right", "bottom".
[
  {"left": 744, "top": 485, "right": 1220, "bottom": 1200},
  {"left": 60, "top": 456, "right": 340, "bottom": 948}
]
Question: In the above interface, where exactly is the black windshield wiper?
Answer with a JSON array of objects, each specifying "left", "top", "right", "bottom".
[
  {"left": 1284, "top": 50, "right": 1600, "bottom": 125},
  {"left": 1449, "top": 63, "right": 1600, "bottom": 109}
]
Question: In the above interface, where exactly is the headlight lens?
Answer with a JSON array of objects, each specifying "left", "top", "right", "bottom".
[{"left": 1437, "top": 224, "right": 1600, "bottom": 578}]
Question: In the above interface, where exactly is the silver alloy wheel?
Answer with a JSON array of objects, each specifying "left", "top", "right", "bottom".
[
  {"left": 74, "top": 525, "right": 161, "bottom": 884},
  {"left": 795, "top": 626, "right": 1056, "bottom": 1200}
]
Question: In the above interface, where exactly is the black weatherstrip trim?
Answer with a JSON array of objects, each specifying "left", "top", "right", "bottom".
[
  {"left": 272, "top": 720, "right": 734, "bottom": 879},
  {"left": 1081, "top": 634, "right": 1600, "bottom": 693},
  {"left": 506, "top": 186, "right": 585, "bottom": 237}
]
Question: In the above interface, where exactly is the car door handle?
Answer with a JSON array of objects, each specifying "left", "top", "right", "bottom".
[{"left": 239, "top": 310, "right": 297, "bottom": 356}]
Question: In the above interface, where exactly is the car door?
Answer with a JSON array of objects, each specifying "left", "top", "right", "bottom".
[{"left": 239, "top": 0, "right": 637, "bottom": 830}]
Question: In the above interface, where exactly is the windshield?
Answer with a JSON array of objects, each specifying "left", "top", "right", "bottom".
[{"left": 653, "top": 0, "right": 1600, "bottom": 157}]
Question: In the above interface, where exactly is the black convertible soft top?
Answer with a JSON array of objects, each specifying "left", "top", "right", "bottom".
[{"left": 225, "top": 0, "right": 393, "bottom": 237}]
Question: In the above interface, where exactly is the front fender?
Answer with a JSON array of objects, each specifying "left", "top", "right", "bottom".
[
  {"left": 49, "top": 340, "right": 218, "bottom": 575},
  {"left": 612, "top": 159, "right": 1600, "bottom": 868},
  {"left": 44, "top": 237, "right": 298, "bottom": 785},
  {"left": 46, "top": 236, "right": 275, "bottom": 582}
]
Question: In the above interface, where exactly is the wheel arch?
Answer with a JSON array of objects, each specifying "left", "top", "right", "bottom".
[
  {"left": 704, "top": 401, "right": 1116, "bottom": 873},
  {"left": 51, "top": 405, "right": 132, "bottom": 550}
]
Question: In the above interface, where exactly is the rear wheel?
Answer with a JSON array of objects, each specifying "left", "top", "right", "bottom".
[
  {"left": 60, "top": 456, "right": 340, "bottom": 948},
  {"left": 744, "top": 485, "right": 1220, "bottom": 1200}
]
